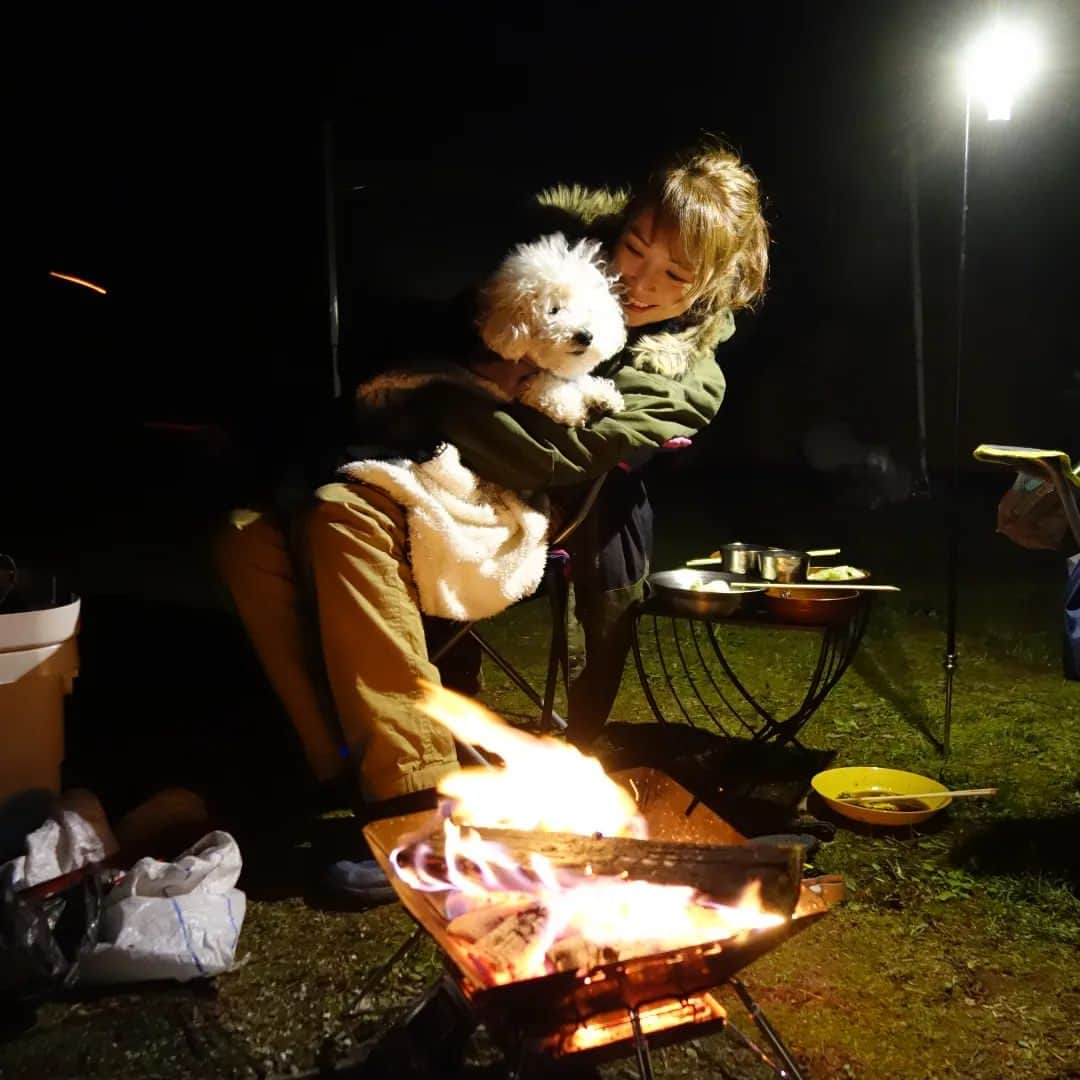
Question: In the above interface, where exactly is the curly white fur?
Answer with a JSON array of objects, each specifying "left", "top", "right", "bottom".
[
  {"left": 340, "top": 445, "right": 550, "bottom": 621},
  {"left": 478, "top": 233, "right": 627, "bottom": 426}
]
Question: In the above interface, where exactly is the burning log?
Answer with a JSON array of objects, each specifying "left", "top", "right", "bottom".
[
  {"left": 422, "top": 829, "right": 802, "bottom": 916},
  {"left": 447, "top": 901, "right": 537, "bottom": 942},
  {"left": 548, "top": 935, "right": 657, "bottom": 972},
  {"left": 467, "top": 904, "right": 550, "bottom": 983}
]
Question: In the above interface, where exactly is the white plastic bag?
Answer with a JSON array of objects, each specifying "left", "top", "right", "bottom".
[
  {"left": 5, "top": 797, "right": 118, "bottom": 891},
  {"left": 77, "top": 831, "right": 246, "bottom": 984}
]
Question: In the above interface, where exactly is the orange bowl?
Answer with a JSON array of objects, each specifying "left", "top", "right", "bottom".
[{"left": 765, "top": 587, "right": 860, "bottom": 626}]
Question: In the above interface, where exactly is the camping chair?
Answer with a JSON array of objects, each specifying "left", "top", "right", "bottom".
[
  {"left": 974, "top": 444, "right": 1080, "bottom": 681},
  {"left": 973, "top": 444, "right": 1080, "bottom": 550},
  {"left": 431, "top": 473, "right": 608, "bottom": 743}
]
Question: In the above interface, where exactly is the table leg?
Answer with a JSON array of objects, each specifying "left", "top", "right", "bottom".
[{"left": 631, "top": 601, "right": 872, "bottom": 746}]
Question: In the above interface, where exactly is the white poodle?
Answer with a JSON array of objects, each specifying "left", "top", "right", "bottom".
[
  {"left": 476, "top": 232, "right": 627, "bottom": 426},
  {"left": 343, "top": 232, "right": 629, "bottom": 620}
]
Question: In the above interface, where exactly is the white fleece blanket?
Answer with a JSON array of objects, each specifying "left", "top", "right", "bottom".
[{"left": 340, "top": 444, "right": 550, "bottom": 621}]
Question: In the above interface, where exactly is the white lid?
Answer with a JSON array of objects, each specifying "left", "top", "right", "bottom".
[{"left": 0, "top": 596, "right": 81, "bottom": 653}]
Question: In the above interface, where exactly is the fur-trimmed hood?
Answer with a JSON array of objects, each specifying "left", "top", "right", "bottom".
[
  {"left": 625, "top": 307, "right": 735, "bottom": 379},
  {"left": 534, "top": 185, "right": 736, "bottom": 379}
]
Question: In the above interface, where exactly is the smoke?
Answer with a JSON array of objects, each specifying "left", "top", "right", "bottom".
[{"left": 804, "top": 421, "right": 912, "bottom": 508}]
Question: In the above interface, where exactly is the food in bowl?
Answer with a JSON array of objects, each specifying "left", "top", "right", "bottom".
[
  {"left": 688, "top": 579, "right": 733, "bottom": 593},
  {"left": 807, "top": 565, "right": 869, "bottom": 582},
  {"left": 837, "top": 790, "right": 932, "bottom": 813}
]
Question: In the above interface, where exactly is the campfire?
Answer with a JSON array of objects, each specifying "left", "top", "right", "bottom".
[
  {"left": 364, "top": 684, "right": 830, "bottom": 1075},
  {"left": 389, "top": 684, "right": 792, "bottom": 988}
]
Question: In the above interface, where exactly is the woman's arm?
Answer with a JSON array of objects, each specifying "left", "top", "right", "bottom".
[{"left": 437, "top": 355, "right": 726, "bottom": 490}]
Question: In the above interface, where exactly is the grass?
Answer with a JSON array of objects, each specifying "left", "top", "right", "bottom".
[{"left": 3, "top": 479, "right": 1079, "bottom": 1078}]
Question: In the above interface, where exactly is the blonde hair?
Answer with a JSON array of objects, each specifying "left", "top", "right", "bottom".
[{"left": 627, "top": 140, "right": 769, "bottom": 313}]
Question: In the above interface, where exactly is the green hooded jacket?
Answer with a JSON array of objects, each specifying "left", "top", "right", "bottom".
[{"left": 429, "top": 184, "right": 734, "bottom": 492}]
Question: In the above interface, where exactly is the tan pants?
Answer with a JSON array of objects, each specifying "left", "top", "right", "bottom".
[{"left": 214, "top": 482, "right": 458, "bottom": 802}]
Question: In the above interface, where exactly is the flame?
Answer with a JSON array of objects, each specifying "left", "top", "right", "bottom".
[
  {"left": 419, "top": 681, "right": 645, "bottom": 838},
  {"left": 392, "top": 687, "right": 786, "bottom": 987},
  {"left": 393, "top": 817, "right": 783, "bottom": 986}
]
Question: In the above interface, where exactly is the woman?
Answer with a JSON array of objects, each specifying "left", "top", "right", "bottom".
[
  {"left": 215, "top": 140, "right": 769, "bottom": 857},
  {"left": 525, "top": 143, "right": 770, "bottom": 744}
]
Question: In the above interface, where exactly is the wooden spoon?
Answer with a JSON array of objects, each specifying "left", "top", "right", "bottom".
[{"left": 838, "top": 787, "right": 997, "bottom": 804}]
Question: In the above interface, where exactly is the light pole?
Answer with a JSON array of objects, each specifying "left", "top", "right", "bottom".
[{"left": 942, "top": 18, "right": 1042, "bottom": 755}]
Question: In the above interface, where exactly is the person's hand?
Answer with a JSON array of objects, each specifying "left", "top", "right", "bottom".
[
  {"left": 467, "top": 356, "right": 537, "bottom": 398},
  {"left": 617, "top": 437, "right": 692, "bottom": 472}
]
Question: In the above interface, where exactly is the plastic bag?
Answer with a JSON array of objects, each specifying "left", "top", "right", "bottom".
[
  {"left": 0, "top": 864, "right": 105, "bottom": 999},
  {"left": 6, "top": 807, "right": 116, "bottom": 892},
  {"left": 0, "top": 795, "right": 116, "bottom": 999},
  {"left": 77, "top": 831, "right": 246, "bottom": 985},
  {"left": 996, "top": 474, "right": 1071, "bottom": 551}
]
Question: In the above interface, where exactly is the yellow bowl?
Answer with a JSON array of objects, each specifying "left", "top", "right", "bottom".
[{"left": 811, "top": 766, "right": 952, "bottom": 826}]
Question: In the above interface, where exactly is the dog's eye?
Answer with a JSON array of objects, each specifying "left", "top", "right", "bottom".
[{"left": 548, "top": 305, "right": 561, "bottom": 316}]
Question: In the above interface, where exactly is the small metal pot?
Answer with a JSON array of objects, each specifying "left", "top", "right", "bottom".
[
  {"left": 758, "top": 547, "right": 809, "bottom": 583},
  {"left": 717, "top": 542, "right": 766, "bottom": 576}
]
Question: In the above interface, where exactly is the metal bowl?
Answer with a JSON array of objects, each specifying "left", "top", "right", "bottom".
[
  {"left": 765, "top": 586, "right": 860, "bottom": 625},
  {"left": 648, "top": 569, "right": 766, "bottom": 618}
]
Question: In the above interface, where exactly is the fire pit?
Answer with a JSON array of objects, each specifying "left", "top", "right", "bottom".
[{"left": 356, "top": 688, "right": 831, "bottom": 1078}]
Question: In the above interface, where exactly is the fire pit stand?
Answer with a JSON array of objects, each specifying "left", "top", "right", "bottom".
[
  {"left": 352, "top": 942, "right": 806, "bottom": 1079},
  {"left": 352, "top": 768, "right": 827, "bottom": 1079}
]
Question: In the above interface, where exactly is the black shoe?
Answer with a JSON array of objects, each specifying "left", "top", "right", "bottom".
[
  {"left": 746, "top": 833, "right": 822, "bottom": 861},
  {"left": 323, "top": 858, "right": 398, "bottom": 906}
]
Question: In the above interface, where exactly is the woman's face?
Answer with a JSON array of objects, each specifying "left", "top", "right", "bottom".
[{"left": 612, "top": 207, "right": 697, "bottom": 327}]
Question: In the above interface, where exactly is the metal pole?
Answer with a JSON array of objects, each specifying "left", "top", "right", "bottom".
[
  {"left": 628, "top": 1007, "right": 655, "bottom": 1080},
  {"left": 906, "top": 131, "right": 931, "bottom": 497},
  {"left": 729, "top": 977, "right": 805, "bottom": 1080},
  {"left": 321, "top": 119, "right": 342, "bottom": 398},
  {"left": 943, "top": 93, "right": 972, "bottom": 756}
]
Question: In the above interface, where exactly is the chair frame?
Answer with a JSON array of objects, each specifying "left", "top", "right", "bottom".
[
  {"left": 430, "top": 474, "right": 607, "bottom": 748},
  {"left": 973, "top": 444, "right": 1080, "bottom": 550}
]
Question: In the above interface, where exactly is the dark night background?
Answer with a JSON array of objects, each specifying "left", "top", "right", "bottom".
[
  {"left": 3, "top": 7, "right": 1080, "bottom": 1061},
  {"left": 7, "top": 1, "right": 1080, "bottom": 579}
]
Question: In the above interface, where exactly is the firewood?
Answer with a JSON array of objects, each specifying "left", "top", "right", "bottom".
[
  {"left": 550, "top": 935, "right": 695, "bottom": 972},
  {"left": 421, "top": 829, "right": 801, "bottom": 915},
  {"left": 447, "top": 900, "right": 535, "bottom": 942},
  {"left": 469, "top": 904, "right": 550, "bottom": 978},
  {"left": 549, "top": 935, "right": 622, "bottom": 972}
]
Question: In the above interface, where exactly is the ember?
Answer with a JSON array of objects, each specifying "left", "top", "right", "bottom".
[{"left": 564, "top": 993, "right": 726, "bottom": 1053}]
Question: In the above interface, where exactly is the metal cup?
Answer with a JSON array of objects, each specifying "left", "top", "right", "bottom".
[
  {"left": 719, "top": 542, "right": 766, "bottom": 576},
  {"left": 758, "top": 547, "right": 809, "bottom": 583}
]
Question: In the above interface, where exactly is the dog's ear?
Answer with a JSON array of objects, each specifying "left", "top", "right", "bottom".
[
  {"left": 477, "top": 284, "right": 534, "bottom": 361},
  {"left": 479, "top": 307, "right": 531, "bottom": 360}
]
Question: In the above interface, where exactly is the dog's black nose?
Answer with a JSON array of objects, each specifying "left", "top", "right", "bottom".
[{"left": 572, "top": 330, "right": 593, "bottom": 347}]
